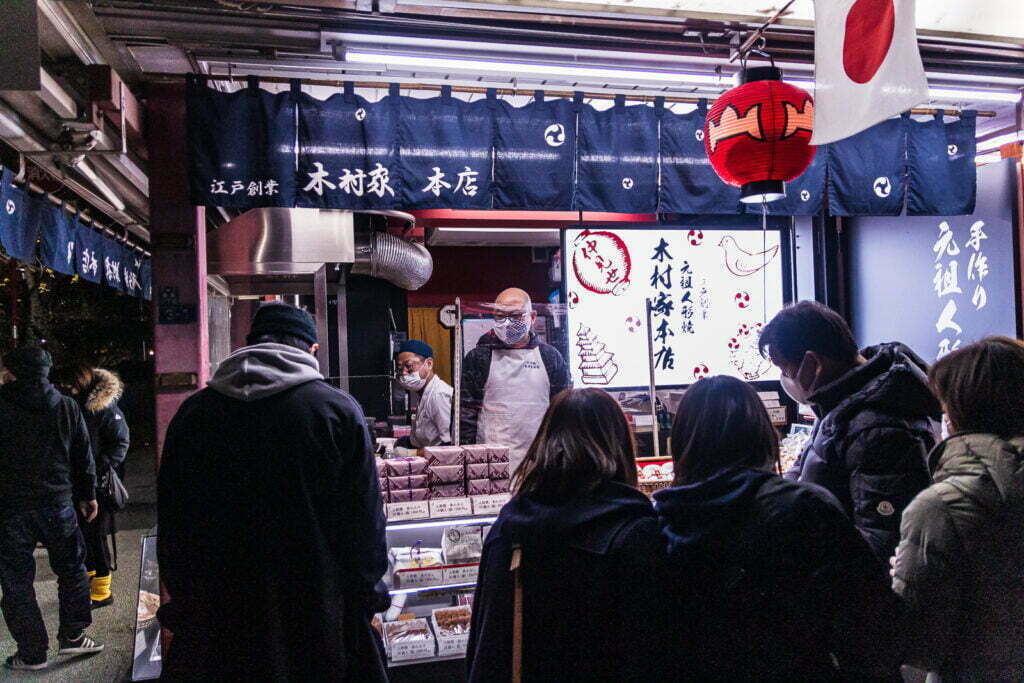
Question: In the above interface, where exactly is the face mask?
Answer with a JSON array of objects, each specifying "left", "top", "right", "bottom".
[
  {"left": 399, "top": 371, "right": 427, "bottom": 392},
  {"left": 940, "top": 414, "right": 953, "bottom": 440},
  {"left": 494, "top": 317, "right": 530, "bottom": 345},
  {"left": 779, "top": 354, "right": 816, "bottom": 406}
]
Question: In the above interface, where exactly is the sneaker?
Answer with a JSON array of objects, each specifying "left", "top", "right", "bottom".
[
  {"left": 91, "top": 596, "right": 114, "bottom": 610},
  {"left": 4, "top": 653, "right": 48, "bottom": 671},
  {"left": 57, "top": 632, "right": 105, "bottom": 656}
]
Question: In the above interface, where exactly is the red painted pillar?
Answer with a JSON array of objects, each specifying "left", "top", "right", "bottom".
[{"left": 145, "top": 83, "right": 209, "bottom": 464}]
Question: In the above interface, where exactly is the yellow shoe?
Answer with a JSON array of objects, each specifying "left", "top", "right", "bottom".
[
  {"left": 87, "top": 570, "right": 96, "bottom": 578},
  {"left": 90, "top": 574, "right": 112, "bottom": 609}
]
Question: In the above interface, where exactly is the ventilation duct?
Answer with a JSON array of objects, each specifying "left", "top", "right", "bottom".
[{"left": 351, "top": 229, "right": 433, "bottom": 291}]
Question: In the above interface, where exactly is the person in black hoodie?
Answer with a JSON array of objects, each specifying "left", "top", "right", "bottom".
[
  {"left": 0, "top": 347, "right": 104, "bottom": 671},
  {"left": 157, "top": 303, "right": 388, "bottom": 681},
  {"left": 759, "top": 301, "right": 940, "bottom": 562},
  {"left": 655, "top": 376, "right": 901, "bottom": 681},
  {"left": 467, "top": 388, "right": 665, "bottom": 682},
  {"left": 56, "top": 365, "right": 130, "bottom": 609}
]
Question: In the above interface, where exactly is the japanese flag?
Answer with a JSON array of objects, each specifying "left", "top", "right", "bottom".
[{"left": 810, "top": 0, "right": 928, "bottom": 145}]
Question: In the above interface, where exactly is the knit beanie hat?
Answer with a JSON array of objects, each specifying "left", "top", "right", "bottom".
[{"left": 246, "top": 303, "right": 318, "bottom": 346}]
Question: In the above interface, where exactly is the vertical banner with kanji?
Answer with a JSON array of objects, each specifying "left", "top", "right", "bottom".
[{"left": 74, "top": 222, "right": 104, "bottom": 284}]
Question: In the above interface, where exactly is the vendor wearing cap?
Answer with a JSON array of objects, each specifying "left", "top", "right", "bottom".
[
  {"left": 395, "top": 340, "right": 453, "bottom": 450},
  {"left": 461, "top": 288, "right": 571, "bottom": 471}
]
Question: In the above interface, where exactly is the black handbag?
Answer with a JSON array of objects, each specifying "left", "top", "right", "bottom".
[{"left": 98, "top": 467, "right": 129, "bottom": 512}]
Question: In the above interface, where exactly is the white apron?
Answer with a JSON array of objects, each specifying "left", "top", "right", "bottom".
[{"left": 478, "top": 346, "right": 551, "bottom": 472}]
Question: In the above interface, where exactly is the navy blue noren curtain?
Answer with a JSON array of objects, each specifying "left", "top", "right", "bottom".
[
  {"left": 74, "top": 222, "right": 104, "bottom": 284},
  {"left": 828, "top": 117, "right": 907, "bottom": 216},
  {"left": 493, "top": 95, "right": 576, "bottom": 210},
  {"left": 907, "top": 111, "right": 977, "bottom": 216},
  {"left": 660, "top": 100, "right": 743, "bottom": 215},
  {"left": 577, "top": 97, "right": 658, "bottom": 213},
  {"left": 39, "top": 204, "right": 77, "bottom": 275},
  {"left": 187, "top": 76, "right": 297, "bottom": 207},
  {"left": 0, "top": 169, "right": 42, "bottom": 262},
  {"left": 296, "top": 83, "right": 402, "bottom": 209},
  {"left": 397, "top": 90, "right": 494, "bottom": 210}
]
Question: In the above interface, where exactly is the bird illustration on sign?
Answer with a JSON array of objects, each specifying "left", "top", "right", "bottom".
[{"left": 718, "top": 235, "right": 779, "bottom": 277}]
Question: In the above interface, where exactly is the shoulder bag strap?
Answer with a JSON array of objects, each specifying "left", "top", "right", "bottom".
[{"left": 511, "top": 543, "right": 523, "bottom": 683}]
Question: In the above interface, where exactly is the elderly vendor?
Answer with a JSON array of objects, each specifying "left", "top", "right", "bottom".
[{"left": 395, "top": 339, "right": 453, "bottom": 450}]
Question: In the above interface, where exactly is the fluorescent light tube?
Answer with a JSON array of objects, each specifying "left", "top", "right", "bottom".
[
  {"left": 344, "top": 50, "right": 725, "bottom": 85},
  {"left": 926, "top": 87, "right": 1022, "bottom": 103},
  {"left": 436, "top": 227, "right": 560, "bottom": 234}
]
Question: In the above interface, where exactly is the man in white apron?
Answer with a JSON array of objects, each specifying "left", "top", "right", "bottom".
[
  {"left": 394, "top": 340, "right": 453, "bottom": 451},
  {"left": 460, "top": 288, "right": 571, "bottom": 473}
]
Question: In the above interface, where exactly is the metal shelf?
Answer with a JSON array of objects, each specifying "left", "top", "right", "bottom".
[
  {"left": 389, "top": 581, "right": 477, "bottom": 596},
  {"left": 388, "top": 652, "right": 466, "bottom": 668},
  {"left": 386, "top": 515, "right": 497, "bottom": 532}
]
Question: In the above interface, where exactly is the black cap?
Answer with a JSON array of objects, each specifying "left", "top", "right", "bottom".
[
  {"left": 247, "top": 303, "right": 318, "bottom": 346},
  {"left": 3, "top": 346, "right": 53, "bottom": 379}
]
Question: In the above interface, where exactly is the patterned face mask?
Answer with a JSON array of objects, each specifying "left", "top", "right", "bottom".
[{"left": 493, "top": 316, "right": 530, "bottom": 345}]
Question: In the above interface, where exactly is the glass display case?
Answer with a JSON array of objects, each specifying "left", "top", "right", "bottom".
[{"left": 131, "top": 530, "right": 162, "bottom": 681}]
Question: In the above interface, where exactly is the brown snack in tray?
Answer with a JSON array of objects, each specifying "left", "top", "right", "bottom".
[
  {"left": 384, "top": 618, "right": 433, "bottom": 643},
  {"left": 388, "top": 488, "right": 429, "bottom": 503},
  {"left": 387, "top": 474, "right": 429, "bottom": 491},
  {"left": 385, "top": 456, "right": 429, "bottom": 477},
  {"left": 428, "top": 464, "right": 465, "bottom": 484},
  {"left": 462, "top": 444, "right": 490, "bottom": 465},
  {"left": 430, "top": 482, "right": 466, "bottom": 498},
  {"left": 423, "top": 445, "right": 465, "bottom": 466},
  {"left": 371, "top": 615, "right": 383, "bottom": 635},
  {"left": 434, "top": 606, "right": 472, "bottom": 635}
]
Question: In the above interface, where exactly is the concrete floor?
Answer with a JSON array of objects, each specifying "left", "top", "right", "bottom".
[{"left": 0, "top": 449, "right": 158, "bottom": 683}]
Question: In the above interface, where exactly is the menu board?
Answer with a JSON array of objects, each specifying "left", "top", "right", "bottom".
[{"left": 564, "top": 225, "right": 787, "bottom": 389}]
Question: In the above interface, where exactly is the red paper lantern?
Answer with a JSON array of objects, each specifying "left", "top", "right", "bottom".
[{"left": 703, "top": 66, "right": 815, "bottom": 203}]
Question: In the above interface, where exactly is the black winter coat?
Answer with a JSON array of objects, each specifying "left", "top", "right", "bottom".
[
  {"left": 157, "top": 344, "right": 388, "bottom": 682},
  {"left": 79, "top": 369, "right": 130, "bottom": 481},
  {"left": 655, "top": 468, "right": 903, "bottom": 681},
  {"left": 0, "top": 378, "right": 94, "bottom": 514},
  {"left": 467, "top": 481, "right": 666, "bottom": 682},
  {"left": 787, "top": 342, "right": 940, "bottom": 562}
]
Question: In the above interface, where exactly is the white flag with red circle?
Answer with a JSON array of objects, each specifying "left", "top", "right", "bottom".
[{"left": 810, "top": 0, "right": 928, "bottom": 145}]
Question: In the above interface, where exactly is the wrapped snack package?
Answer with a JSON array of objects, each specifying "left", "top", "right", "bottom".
[
  {"left": 488, "top": 462, "right": 510, "bottom": 480},
  {"left": 377, "top": 477, "right": 389, "bottom": 495},
  {"left": 387, "top": 474, "right": 429, "bottom": 491},
  {"left": 487, "top": 447, "right": 510, "bottom": 464},
  {"left": 388, "top": 488, "right": 429, "bottom": 503},
  {"left": 390, "top": 546, "right": 444, "bottom": 570},
  {"left": 468, "top": 479, "right": 491, "bottom": 496},
  {"left": 376, "top": 459, "right": 389, "bottom": 477},
  {"left": 428, "top": 464, "right": 465, "bottom": 485},
  {"left": 384, "top": 618, "right": 433, "bottom": 643},
  {"left": 489, "top": 478, "right": 510, "bottom": 494},
  {"left": 423, "top": 446, "right": 465, "bottom": 466},
  {"left": 386, "top": 456, "right": 429, "bottom": 477},
  {"left": 433, "top": 607, "right": 472, "bottom": 637},
  {"left": 462, "top": 444, "right": 490, "bottom": 465},
  {"left": 442, "top": 526, "right": 484, "bottom": 564},
  {"left": 430, "top": 482, "right": 466, "bottom": 498},
  {"left": 466, "top": 463, "right": 489, "bottom": 480}
]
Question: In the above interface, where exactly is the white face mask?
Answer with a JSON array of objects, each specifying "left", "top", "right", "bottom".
[
  {"left": 779, "top": 354, "right": 816, "bottom": 406},
  {"left": 399, "top": 371, "right": 427, "bottom": 392},
  {"left": 940, "top": 414, "right": 953, "bottom": 440}
]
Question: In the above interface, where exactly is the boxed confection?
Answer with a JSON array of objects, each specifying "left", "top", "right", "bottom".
[
  {"left": 428, "top": 464, "right": 465, "bottom": 485},
  {"left": 442, "top": 525, "right": 484, "bottom": 564},
  {"left": 487, "top": 446, "right": 511, "bottom": 464},
  {"left": 467, "top": 479, "right": 490, "bottom": 496},
  {"left": 387, "top": 474, "right": 429, "bottom": 491},
  {"left": 465, "top": 463, "right": 489, "bottom": 480},
  {"left": 431, "top": 607, "right": 472, "bottom": 656},
  {"left": 487, "top": 461, "right": 510, "bottom": 480},
  {"left": 430, "top": 482, "right": 466, "bottom": 499},
  {"left": 423, "top": 445, "right": 465, "bottom": 466},
  {"left": 462, "top": 444, "right": 490, "bottom": 464},
  {"left": 488, "top": 478, "right": 510, "bottom": 494},
  {"left": 388, "top": 488, "right": 429, "bottom": 503},
  {"left": 384, "top": 618, "right": 436, "bottom": 662},
  {"left": 375, "top": 459, "right": 389, "bottom": 477},
  {"left": 386, "top": 456, "right": 429, "bottom": 477}
]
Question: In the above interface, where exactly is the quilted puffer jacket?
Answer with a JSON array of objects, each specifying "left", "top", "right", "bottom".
[
  {"left": 786, "top": 342, "right": 941, "bottom": 562},
  {"left": 893, "top": 433, "right": 1024, "bottom": 681}
]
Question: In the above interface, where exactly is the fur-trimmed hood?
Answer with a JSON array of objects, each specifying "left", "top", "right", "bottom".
[{"left": 84, "top": 368, "right": 124, "bottom": 412}]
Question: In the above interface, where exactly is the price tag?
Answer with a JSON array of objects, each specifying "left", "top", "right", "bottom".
[
  {"left": 386, "top": 501, "right": 430, "bottom": 522},
  {"left": 472, "top": 493, "right": 510, "bottom": 515},
  {"left": 389, "top": 638, "right": 436, "bottom": 662},
  {"left": 429, "top": 497, "right": 473, "bottom": 519},
  {"left": 435, "top": 632, "right": 469, "bottom": 657},
  {"left": 758, "top": 391, "right": 780, "bottom": 401},
  {"left": 443, "top": 564, "right": 480, "bottom": 584},
  {"left": 395, "top": 567, "right": 444, "bottom": 588},
  {"left": 767, "top": 405, "right": 788, "bottom": 425}
]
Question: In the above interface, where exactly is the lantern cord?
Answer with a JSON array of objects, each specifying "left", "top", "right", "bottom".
[
  {"left": 731, "top": 0, "right": 799, "bottom": 63},
  {"left": 762, "top": 198, "right": 768, "bottom": 325}
]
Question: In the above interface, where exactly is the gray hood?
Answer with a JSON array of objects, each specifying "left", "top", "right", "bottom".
[{"left": 207, "top": 343, "right": 323, "bottom": 401}]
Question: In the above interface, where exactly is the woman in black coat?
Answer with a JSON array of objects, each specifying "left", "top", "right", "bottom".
[
  {"left": 654, "top": 376, "right": 902, "bottom": 681},
  {"left": 467, "top": 388, "right": 668, "bottom": 682},
  {"left": 59, "top": 365, "right": 130, "bottom": 609}
]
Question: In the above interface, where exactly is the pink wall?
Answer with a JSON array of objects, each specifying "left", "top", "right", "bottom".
[
  {"left": 146, "top": 83, "right": 209, "bottom": 463},
  {"left": 408, "top": 246, "right": 552, "bottom": 307}
]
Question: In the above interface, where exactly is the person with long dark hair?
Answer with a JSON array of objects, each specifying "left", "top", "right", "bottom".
[
  {"left": 56, "top": 365, "right": 129, "bottom": 609},
  {"left": 654, "top": 375, "right": 901, "bottom": 681},
  {"left": 467, "top": 388, "right": 665, "bottom": 681},
  {"left": 893, "top": 337, "right": 1024, "bottom": 680}
]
